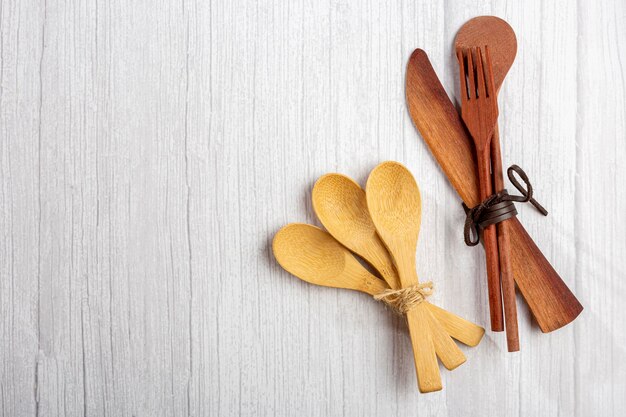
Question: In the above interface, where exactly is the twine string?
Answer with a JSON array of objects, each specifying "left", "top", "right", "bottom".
[{"left": 374, "top": 282, "right": 434, "bottom": 315}]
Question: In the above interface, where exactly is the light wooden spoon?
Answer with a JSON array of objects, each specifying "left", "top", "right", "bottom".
[
  {"left": 312, "top": 173, "right": 484, "bottom": 348},
  {"left": 272, "top": 223, "right": 389, "bottom": 295},
  {"left": 365, "top": 161, "right": 464, "bottom": 393}
]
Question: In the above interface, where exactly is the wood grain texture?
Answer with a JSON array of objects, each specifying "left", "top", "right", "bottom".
[{"left": 0, "top": 0, "right": 624, "bottom": 415}]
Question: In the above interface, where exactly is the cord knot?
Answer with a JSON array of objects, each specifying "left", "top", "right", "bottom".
[
  {"left": 463, "top": 165, "right": 548, "bottom": 246},
  {"left": 374, "top": 282, "right": 434, "bottom": 314}
]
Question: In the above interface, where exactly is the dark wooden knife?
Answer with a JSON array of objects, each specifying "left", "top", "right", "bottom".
[{"left": 405, "top": 48, "right": 583, "bottom": 333}]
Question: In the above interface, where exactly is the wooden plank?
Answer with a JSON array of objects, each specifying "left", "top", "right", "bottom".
[
  {"left": 0, "top": 1, "right": 41, "bottom": 416},
  {"left": 575, "top": 1, "right": 626, "bottom": 415},
  {"left": 503, "top": 1, "right": 579, "bottom": 416}
]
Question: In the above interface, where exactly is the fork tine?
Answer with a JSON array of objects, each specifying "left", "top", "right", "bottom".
[
  {"left": 485, "top": 45, "right": 495, "bottom": 98},
  {"left": 456, "top": 48, "right": 467, "bottom": 104},
  {"left": 467, "top": 48, "right": 475, "bottom": 99},
  {"left": 475, "top": 47, "right": 486, "bottom": 99}
]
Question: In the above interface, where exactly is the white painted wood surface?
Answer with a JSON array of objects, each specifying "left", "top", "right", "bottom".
[{"left": 1, "top": 0, "right": 625, "bottom": 415}]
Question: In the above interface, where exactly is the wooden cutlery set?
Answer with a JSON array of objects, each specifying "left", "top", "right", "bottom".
[
  {"left": 274, "top": 162, "right": 485, "bottom": 392},
  {"left": 273, "top": 16, "right": 583, "bottom": 392},
  {"left": 407, "top": 15, "right": 582, "bottom": 340}
]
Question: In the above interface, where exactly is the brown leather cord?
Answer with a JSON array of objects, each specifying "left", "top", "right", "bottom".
[{"left": 463, "top": 165, "right": 548, "bottom": 246}]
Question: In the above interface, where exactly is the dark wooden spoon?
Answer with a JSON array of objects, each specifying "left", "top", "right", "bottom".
[{"left": 456, "top": 16, "right": 519, "bottom": 351}]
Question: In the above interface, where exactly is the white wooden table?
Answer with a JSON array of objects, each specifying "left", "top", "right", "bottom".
[{"left": 1, "top": 0, "right": 625, "bottom": 415}]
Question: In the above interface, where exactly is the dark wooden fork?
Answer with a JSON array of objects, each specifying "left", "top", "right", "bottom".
[{"left": 456, "top": 46, "right": 506, "bottom": 334}]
